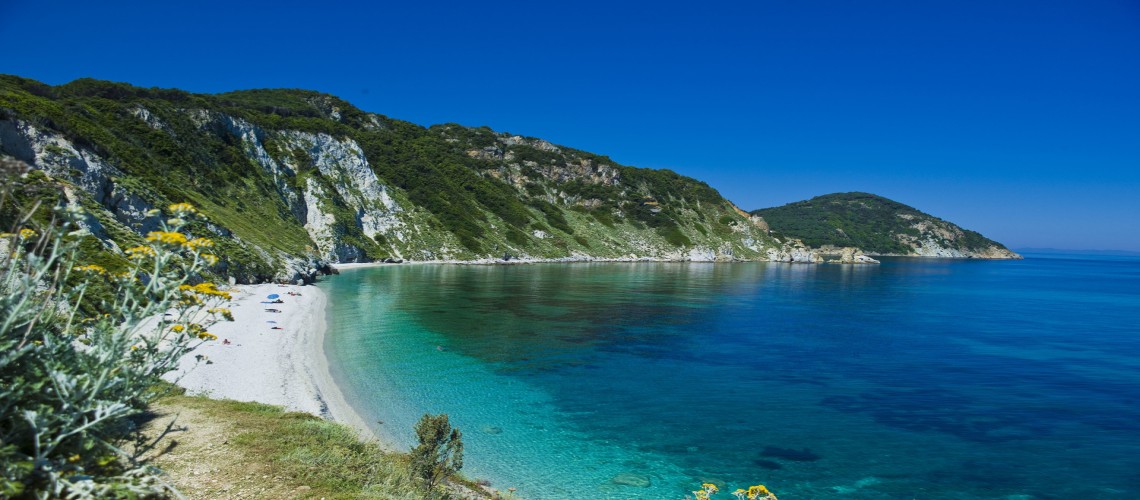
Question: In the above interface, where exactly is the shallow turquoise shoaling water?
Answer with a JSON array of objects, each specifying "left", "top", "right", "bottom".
[{"left": 321, "top": 255, "right": 1140, "bottom": 499}]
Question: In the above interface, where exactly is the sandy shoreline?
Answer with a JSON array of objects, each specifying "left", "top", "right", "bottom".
[
  {"left": 333, "top": 256, "right": 744, "bottom": 269},
  {"left": 165, "top": 283, "right": 394, "bottom": 449}
]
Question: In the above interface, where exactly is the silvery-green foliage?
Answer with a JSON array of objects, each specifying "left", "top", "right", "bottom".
[{"left": 0, "top": 202, "right": 230, "bottom": 498}]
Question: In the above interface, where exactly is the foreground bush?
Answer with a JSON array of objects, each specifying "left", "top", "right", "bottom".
[{"left": 0, "top": 195, "right": 230, "bottom": 498}]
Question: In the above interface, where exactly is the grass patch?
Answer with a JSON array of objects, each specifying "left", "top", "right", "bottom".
[{"left": 148, "top": 391, "right": 490, "bottom": 498}]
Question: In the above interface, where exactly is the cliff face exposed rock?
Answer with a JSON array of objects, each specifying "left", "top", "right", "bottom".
[
  {"left": 0, "top": 76, "right": 821, "bottom": 281},
  {"left": 2, "top": 77, "right": 1014, "bottom": 283}
]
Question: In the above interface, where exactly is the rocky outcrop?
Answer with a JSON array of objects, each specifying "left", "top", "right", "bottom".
[
  {"left": 766, "top": 240, "right": 822, "bottom": 263},
  {"left": 817, "top": 246, "right": 880, "bottom": 264}
]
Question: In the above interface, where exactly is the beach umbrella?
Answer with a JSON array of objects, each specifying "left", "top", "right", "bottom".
[{"left": 267, "top": 294, "right": 280, "bottom": 299}]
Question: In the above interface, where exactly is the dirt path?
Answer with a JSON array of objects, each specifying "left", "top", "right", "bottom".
[{"left": 139, "top": 397, "right": 318, "bottom": 499}]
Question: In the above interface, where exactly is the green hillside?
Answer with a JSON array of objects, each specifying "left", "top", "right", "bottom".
[
  {"left": 752, "top": 192, "right": 1018, "bottom": 258},
  {"left": 0, "top": 76, "right": 779, "bottom": 280}
]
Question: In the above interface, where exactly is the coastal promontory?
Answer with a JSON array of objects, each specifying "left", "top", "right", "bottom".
[{"left": 751, "top": 192, "right": 1021, "bottom": 259}]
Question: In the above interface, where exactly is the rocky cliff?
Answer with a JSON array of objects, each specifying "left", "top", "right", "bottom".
[
  {"left": 751, "top": 192, "right": 1021, "bottom": 259},
  {"left": 0, "top": 76, "right": 816, "bottom": 282}
]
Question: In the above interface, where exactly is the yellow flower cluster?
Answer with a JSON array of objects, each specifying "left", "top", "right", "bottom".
[
  {"left": 144, "top": 231, "right": 215, "bottom": 253},
  {"left": 747, "top": 485, "right": 775, "bottom": 500},
  {"left": 125, "top": 245, "right": 156, "bottom": 259},
  {"left": 193, "top": 327, "right": 217, "bottom": 341},
  {"left": 179, "top": 282, "right": 232, "bottom": 300},
  {"left": 173, "top": 323, "right": 217, "bottom": 341},
  {"left": 201, "top": 253, "right": 219, "bottom": 265},
  {"left": 695, "top": 483, "right": 719, "bottom": 500},
  {"left": 73, "top": 264, "right": 107, "bottom": 274},
  {"left": 168, "top": 202, "right": 197, "bottom": 216},
  {"left": 145, "top": 231, "right": 188, "bottom": 246},
  {"left": 186, "top": 237, "right": 214, "bottom": 249},
  {"left": 718, "top": 483, "right": 777, "bottom": 500},
  {"left": 749, "top": 485, "right": 769, "bottom": 497},
  {"left": 18, "top": 228, "right": 37, "bottom": 240}
]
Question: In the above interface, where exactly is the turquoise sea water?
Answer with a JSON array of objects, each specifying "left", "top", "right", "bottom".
[{"left": 321, "top": 255, "right": 1140, "bottom": 499}]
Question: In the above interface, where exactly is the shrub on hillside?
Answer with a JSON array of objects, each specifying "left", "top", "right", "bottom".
[
  {"left": 0, "top": 189, "right": 230, "bottom": 497},
  {"left": 410, "top": 413, "right": 463, "bottom": 499}
]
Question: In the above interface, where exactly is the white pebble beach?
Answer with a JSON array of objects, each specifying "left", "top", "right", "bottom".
[{"left": 164, "top": 283, "right": 386, "bottom": 447}]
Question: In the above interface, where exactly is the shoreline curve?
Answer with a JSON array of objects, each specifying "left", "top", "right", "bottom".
[{"left": 165, "top": 283, "right": 397, "bottom": 450}]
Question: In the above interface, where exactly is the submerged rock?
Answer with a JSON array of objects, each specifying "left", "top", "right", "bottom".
[
  {"left": 610, "top": 472, "right": 651, "bottom": 488},
  {"left": 760, "top": 446, "right": 821, "bottom": 462}
]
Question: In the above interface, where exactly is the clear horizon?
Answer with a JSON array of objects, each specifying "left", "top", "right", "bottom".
[{"left": 2, "top": 1, "right": 1138, "bottom": 251}]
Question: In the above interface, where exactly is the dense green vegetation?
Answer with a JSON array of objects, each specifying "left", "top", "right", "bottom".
[
  {"left": 752, "top": 192, "right": 1009, "bottom": 254},
  {"left": 1, "top": 75, "right": 775, "bottom": 272}
]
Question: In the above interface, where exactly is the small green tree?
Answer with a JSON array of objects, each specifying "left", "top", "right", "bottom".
[{"left": 409, "top": 413, "right": 463, "bottom": 498}]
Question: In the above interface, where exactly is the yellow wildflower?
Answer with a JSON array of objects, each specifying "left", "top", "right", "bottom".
[
  {"left": 68, "top": 454, "right": 81, "bottom": 463},
  {"left": 747, "top": 485, "right": 770, "bottom": 499},
  {"left": 146, "top": 231, "right": 188, "bottom": 246},
  {"left": 180, "top": 282, "right": 232, "bottom": 302},
  {"left": 171, "top": 325, "right": 185, "bottom": 333},
  {"left": 185, "top": 237, "right": 214, "bottom": 249},
  {"left": 125, "top": 245, "right": 156, "bottom": 259},
  {"left": 194, "top": 282, "right": 232, "bottom": 299},
  {"left": 73, "top": 264, "right": 107, "bottom": 274},
  {"left": 201, "top": 253, "right": 219, "bottom": 265},
  {"left": 197, "top": 332, "right": 217, "bottom": 341},
  {"left": 18, "top": 228, "right": 36, "bottom": 240},
  {"left": 168, "top": 202, "right": 197, "bottom": 216}
]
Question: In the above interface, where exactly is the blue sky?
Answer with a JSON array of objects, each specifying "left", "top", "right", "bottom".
[{"left": 2, "top": 1, "right": 1138, "bottom": 250}]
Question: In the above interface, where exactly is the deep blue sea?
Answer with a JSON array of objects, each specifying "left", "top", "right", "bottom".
[{"left": 321, "top": 254, "right": 1140, "bottom": 499}]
